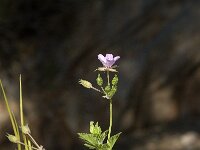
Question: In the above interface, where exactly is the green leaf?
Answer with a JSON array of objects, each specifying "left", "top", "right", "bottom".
[
  {"left": 78, "top": 133, "right": 98, "bottom": 146},
  {"left": 107, "top": 132, "right": 122, "bottom": 149},
  {"left": 0, "top": 80, "right": 22, "bottom": 150},
  {"left": 79, "top": 122, "right": 112, "bottom": 150},
  {"left": 90, "top": 121, "right": 102, "bottom": 135},
  {"left": 99, "top": 130, "right": 108, "bottom": 144},
  {"left": 94, "top": 122, "right": 102, "bottom": 135},
  {"left": 98, "top": 143, "right": 110, "bottom": 150},
  {"left": 84, "top": 143, "right": 96, "bottom": 149}
]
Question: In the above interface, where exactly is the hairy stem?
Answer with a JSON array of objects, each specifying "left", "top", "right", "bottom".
[
  {"left": 91, "top": 86, "right": 103, "bottom": 93},
  {"left": 106, "top": 71, "right": 112, "bottom": 141},
  {"left": 20, "top": 75, "right": 29, "bottom": 150},
  {"left": 107, "top": 71, "right": 110, "bottom": 86},
  {"left": 17, "top": 141, "right": 38, "bottom": 150},
  {"left": 27, "top": 133, "right": 40, "bottom": 149},
  {"left": 108, "top": 99, "right": 112, "bottom": 140}
]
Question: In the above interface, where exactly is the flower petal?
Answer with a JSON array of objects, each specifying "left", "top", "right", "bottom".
[
  {"left": 98, "top": 54, "right": 106, "bottom": 63},
  {"left": 106, "top": 60, "right": 115, "bottom": 67},
  {"left": 106, "top": 54, "right": 113, "bottom": 60},
  {"left": 114, "top": 56, "right": 120, "bottom": 61}
]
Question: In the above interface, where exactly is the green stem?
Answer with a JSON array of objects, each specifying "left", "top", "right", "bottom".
[
  {"left": 101, "top": 87, "right": 106, "bottom": 94},
  {"left": 27, "top": 133, "right": 40, "bottom": 149},
  {"left": 107, "top": 71, "right": 110, "bottom": 86},
  {"left": 20, "top": 75, "right": 29, "bottom": 150},
  {"left": 91, "top": 86, "right": 103, "bottom": 93},
  {"left": 0, "top": 80, "right": 21, "bottom": 150},
  {"left": 106, "top": 70, "right": 112, "bottom": 141},
  {"left": 108, "top": 99, "right": 112, "bottom": 140},
  {"left": 17, "top": 141, "right": 38, "bottom": 150}
]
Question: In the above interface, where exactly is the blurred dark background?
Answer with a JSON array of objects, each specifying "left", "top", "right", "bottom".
[{"left": 0, "top": 0, "right": 200, "bottom": 149}]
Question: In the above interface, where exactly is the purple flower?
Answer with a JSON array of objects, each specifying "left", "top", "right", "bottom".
[{"left": 98, "top": 54, "right": 120, "bottom": 68}]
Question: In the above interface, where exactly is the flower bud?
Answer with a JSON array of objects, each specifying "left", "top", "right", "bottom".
[
  {"left": 7, "top": 134, "right": 19, "bottom": 143},
  {"left": 108, "top": 86, "right": 117, "bottom": 98},
  {"left": 112, "top": 74, "right": 118, "bottom": 85},
  {"left": 79, "top": 79, "right": 93, "bottom": 89},
  {"left": 105, "top": 85, "right": 111, "bottom": 93},
  {"left": 94, "top": 122, "right": 102, "bottom": 135},
  {"left": 21, "top": 124, "right": 31, "bottom": 134},
  {"left": 96, "top": 74, "right": 103, "bottom": 86},
  {"left": 90, "top": 121, "right": 101, "bottom": 135},
  {"left": 90, "top": 121, "right": 94, "bottom": 134}
]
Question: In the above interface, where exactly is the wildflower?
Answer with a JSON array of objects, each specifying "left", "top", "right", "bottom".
[{"left": 98, "top": 54, "right": 120, "bottom": 68}]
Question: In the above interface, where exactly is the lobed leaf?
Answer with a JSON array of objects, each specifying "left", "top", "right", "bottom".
[
  {"left": 107, "top": 132, "right": 122, "bottom": 149},
  {"left": 98, "top": 130, "right": 108, "bottom": 144},
  {"left": 84, "top": 143, "right": 96, "bottom": 149},
  {"left": 78, "top": 133, "right": 98, "bottom": 147}
]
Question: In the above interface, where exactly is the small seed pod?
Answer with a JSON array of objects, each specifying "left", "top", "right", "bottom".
[
  {"left": 21, "top": 124, "right": 31, "bottom": 134},
  {"left": 96, "top": 74, "right": 103, "bottom": 86},
  {"left": 7, "top": 134, "right": 19, "bottom": 143},
  {"left": 79, "top": 79, "right": 93, "bottom": 89},
  {"left": 112, "top": 74, "right": 118, "bottom": 85}
]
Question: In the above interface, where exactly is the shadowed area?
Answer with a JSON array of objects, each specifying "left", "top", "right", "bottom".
[{"left": 0, "top": 0, "right": 200, "bottom": 149}]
